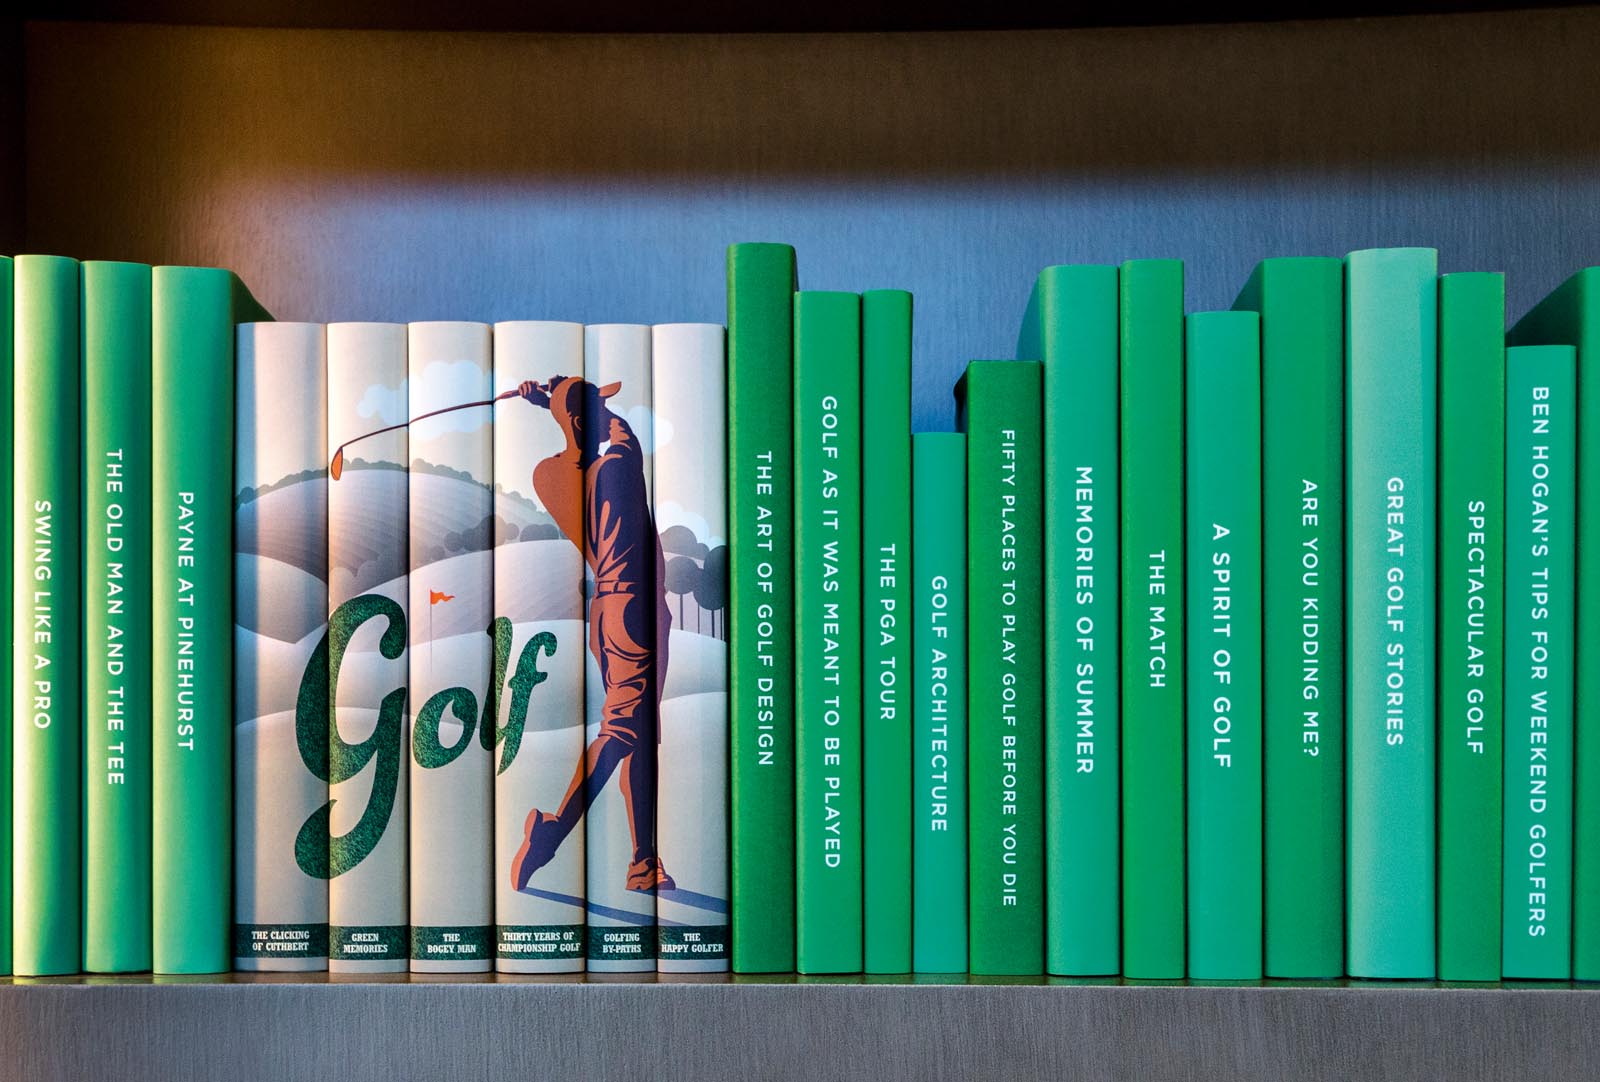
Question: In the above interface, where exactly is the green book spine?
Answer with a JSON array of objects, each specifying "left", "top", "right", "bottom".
[
  {"left": 152, "top": 265, "right": 269, "bottom": 973},
  {"left": 1437, "top": 272, "right": 1506, "bottom": 981},
  {"left": 1019, "top": 264, "right": 1120, "bottom": 976},
  {"left": 0, "top": 256, "right": 9, "bottom": 977},
  {"left": 1183, "top": 311, "right": 1263, "bottom": 980},
  {"left": 12, "top": 255, "right": 80, "bottom": 976},
  {"left": 911, "top": 433, "right": 967, "bottom": 973},
  {"left": 1507, "top": 268, "right": 1600, "bottom": 978},
  {"left": 1118, "top": 259, "right": 1186, "bottom": 978},
  {"left": 726, "top": 243, "right": 798, "bottom": 973},
  {"left": 862, "top": 289, "right": 913, "bottom": 973},
  {"left": 1503, "top": 343, "right": 1577, "bottom": 979},
  {"left": 1232, "top": 257, "right": 1344, "bottom": 978},
  {"left": 1345, "top": 246, "right": 1438, "bottom": 978},
  {"left": 83, "top": 260, "right": 153, "bottom": 973},
  {"left": 794, "top": 291, "right": 863, "bottom": 974},
  {"left": 958, "top": 359, "right": 1044, "bottom": 975}
]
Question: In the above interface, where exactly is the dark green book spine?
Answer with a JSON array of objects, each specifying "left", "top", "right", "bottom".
[
  {"left": 1183, "top": 311, "right": 1263, "bottom": 980},
  {"left": 152, "top": 266, "right": 270, "bottom": 973},
  {"left": 911, "top": 433, "right": 967, "bottom": 974},
  {"left": 1118, "top": 259, "right": 1186, "bottom": 978},
  {"left": 1506, "top": 268, "right": 1600, "bottom": 978},
  {"left": 12, "top": 255, "right": 81, "bottom": 976},
  {"left": 1502, "top": 343, "right": 1576, "bottom": 979},
  {"left": 0, "top": 255, "right": 11, "bottom": 976},
  {"left": 862, "top": 289, "right": 913, "bottom": 973},
  {"left": 1345, "top": 246, "right": 1438, "bottom": 978},
  {"left": 958, "top": 359, "right": 1044, "bottom": 975},
  {"left": 82, "top": 261, "right": 154, "bottom": 973},
  {"left": 1018, "top": 264, "right": 1120, "bottom": 976},
  {"left": 727, "top": 243, "right": 798, "bottom": 973},
  {"left": 794, "top": 290, "right": 863, "bottom": 974},
  {"left": 1232, "top": 257, "right": 1344, "bottom": 978},
  {"left": 1437, "top": 272, "right": 1506, "bottom": 981}
]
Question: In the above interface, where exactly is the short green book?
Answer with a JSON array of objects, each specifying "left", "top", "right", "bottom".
[
  {"left": 0, "top": 256, "right": 9, "bottom": 977},
  {"left": 152, "top": 265, "right": 271, "bottom": 973},
  {"left": 1232, "top": 257, "right": 1344, "bottom": 979},
  {"left": 727, "top": 243, "right": 799, "bottom": 974},
  {"left": 911, "top": 432, "right": 967, "bottom": 974},
  {"left": 1437, "top": 272, "right": 1506, "bottom": 981},
  {"left": 957, "top": 359, "right": 1044, "bottom": 976},
  {"left": 1507, "top": 268, "right": 1600, "bottom": 979},
  {"left": 1345, "top": 246, "right": 1438, "bottom": 979},
  {"left": 12, "top": 254, "right": 81, "bottom": 976},
  {"left": 83, "top": 260, "right": 154, "bottom": 973},
  {"left": 1018, "top": 264, "right": 1120, "bottom": 976},
  {"left": 1118, "top": 259, "right": 1185, "bottom": 978},
  {"left": 794, "top": 291, "right": 863, "bottom": 974},
  {"left": 862, "top": 289, "right": 913, "bottom": 974},
  {"left": 1503, "top": 343, "right": 1576, "bottom": 979}
]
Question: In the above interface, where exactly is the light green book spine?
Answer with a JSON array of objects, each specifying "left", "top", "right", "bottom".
[
  {"left": 1345, "top": 246, "right": 1438, "bottom": 978},
  {"left": 911, "top": 433, "right": 967, "bottom": 973},
  {"left": 1503, "top": 343, "right": 1576, "bottom": 979},
  {"left": 13, "top": 255, "right": 80, "bottom": 976},
  {"left": 1437, "top": 272, "right": 1506, "bottom": 981},
  {"left": 1118, "top": 259, "right": 1185, "bottom": 978},
  {"left": 1506, "top": 268, "right": 1600, "bottom": 978},
  {"left": 1183, "top": 311, "right": 1263, "bottom": 980},
  {"left": 152, "top": 265, "right": 268, "bottom": 973},
  {"left": 794, "top": 291, "right": 863, "bottom": 974},
  {"left": 727, "top": 243, "right": 799, "bottom": 974},
  {"left": 1232, "top": 257, "right": 1344, "bottom": 978},
  {"left": 233, "top": 322, "right": 329, "bottom": 971},
  {"left": 83, "top": 260, "right": 153, "bottom": 973},
  {"left": 1019, "top": 264, "right": 1120, "bottom": 976},
  {"left": 862, "top": 289, "right": 913, "bottom": 973},
  {"left": 959, "top": 359, "right": 1044, "bottom": 975},
  {"left": 0, "top": 256, "right": 9, "bottom": 976}
]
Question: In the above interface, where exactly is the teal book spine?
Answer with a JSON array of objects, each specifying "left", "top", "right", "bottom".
[
  {"left": 1183, "top": 311, "right": 1264, "bottom": 980},
  {"left": 1232, "top": 257, "right": 1344, "bottom": 978},
  {"left": 958, "top": 359, "right": 1044, "bottom": 975},
  {"left": 12, "top": 255, "right": 81, "bottom": 976},
  {"left": 1502, "top": 344, "right": 1577, "bottom": 979},
  {"left": 862, "top": 289, "right": 913, "bottom": 974},
  {"left": 726, "top": 243, "right": 799, "bottom": 973},
  {"left": 152, "top": 265, "right": 271, "bottom": 973},
  {"left": 1118, "top": 259, "right": 1186, "bottom": 978},
  {"left": 1344, "top": 246, "right": 1438, "bottom": 978},
  {"left": 0, "top": 256, "right": 9, "bottom": 976},
  {"left": 794, "top": 291, "right": 863, "bottom": 974},
  {"left": 1507, "top": 268, "right": 1600, "bottom": 978},
  {"left": 1437, "top": 272, "right": 1506, "bottom": 981},
  {"left": 911, "top": 433, "right": 967, "bottom": 973},
  {"left": 83, "top": 260, "right": 153, "bottom": 973}
]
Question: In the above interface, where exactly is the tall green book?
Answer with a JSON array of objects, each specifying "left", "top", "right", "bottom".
[
  {"left": 0, "top": 256, "right": 9, "bottom": 977},
  {"left": 152, "top": 265, "right": 270, "bottom": 973},
  {"left": 1183, "top": 311, "right": 1263, "bottom": 981},
  {"left": 12, "top": 254, "right": 81, "bottom": 976},
  {"left": 727, "top": 242, "right": 798, "bottom": 973},
  {"left": 1018, "top": 264, "right": 1120, "bottom": 976},
  {"left": 1345, "top": 246, "right": 1438, "bottom": 979},
  {"left": 1437, "top": 272, "right": 1506, "bottom": 981},
  {"left": 1507, "top": 268, "right": 1600, "bottom": 978},
  {"left": 1118, "top": 259, "right": 1185, "bottom": 978},
  {"left": 794, "top": 291, "right": 863, "bottom": 974},
  {"left": 911, "top": 432, "right": 967, "bottom": 974},
  {"left": 862, "top": 289, "right": 913, "bottom": 974},
  {"left": 1232, "top": 257, "right": 1344, "bottom": 979},
  {"left": 957, "top": 359, "right": 1044, "bottom": 976},
  {"left": 1503, "top": 343, "right": 1576, "bottom": 979},
  {"left": 83, "top": 260, "right": 153, "bottom": 973}
]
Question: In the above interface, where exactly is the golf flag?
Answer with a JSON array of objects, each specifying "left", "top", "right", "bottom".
[{"left": 430, "top": 590, "right": 455, "bottom": 605}]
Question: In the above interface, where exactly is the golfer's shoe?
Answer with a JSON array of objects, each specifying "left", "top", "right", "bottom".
[
  {"left": 511, "top": 809, "right": 560, "bottom": 891},
  {"left": 626, "top": 856, "right": 675, "bottom": 893}
]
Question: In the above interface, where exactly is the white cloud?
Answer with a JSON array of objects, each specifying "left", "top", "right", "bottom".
[
  {"left": 409, "top": 360, "right": 493, "bottom": 438},
  {"left": 356, "top": 379, "right": 408, "bottom": 426},
  {"left": 655, "top": 500, "right": 724, "bottom": 550},
  {"left": 620, "top": 403, "right": 672, "bottom": 453}
]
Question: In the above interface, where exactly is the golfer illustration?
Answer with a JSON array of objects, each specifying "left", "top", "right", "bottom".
[{"left": 509, "top": 374, "right": 674, "bottom": 894}]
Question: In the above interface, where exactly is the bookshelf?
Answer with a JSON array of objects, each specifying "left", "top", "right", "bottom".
[{"left": 6, "top": 6, "right": 1600, "bottom": 1080}]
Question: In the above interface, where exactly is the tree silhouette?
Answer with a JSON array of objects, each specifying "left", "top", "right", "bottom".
[
  {"left": 665, "top": 555, "right": 701, "bottom": 630},
  {"left": 697, "top": 545, "right": 729, "bottom": 639}
]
